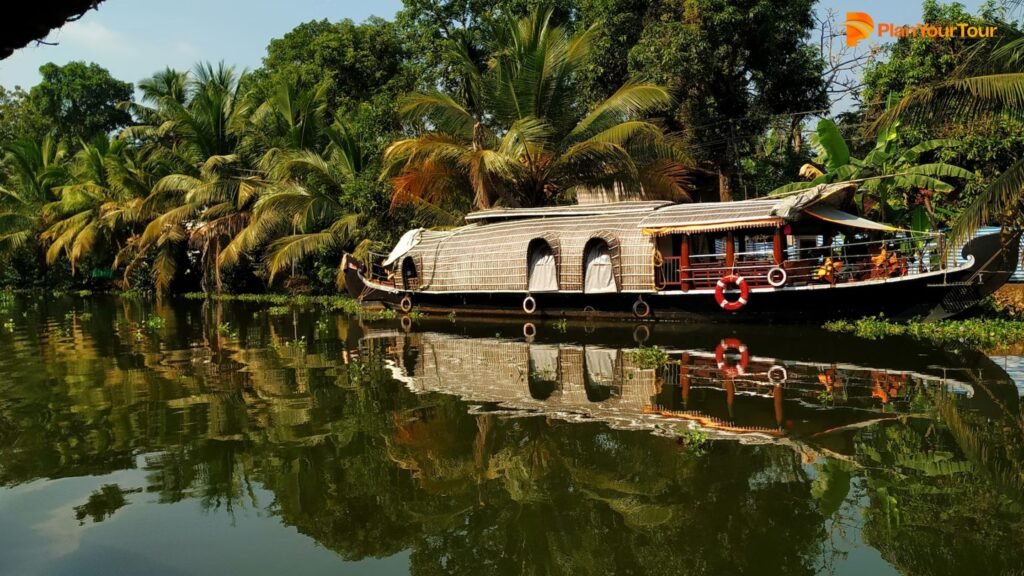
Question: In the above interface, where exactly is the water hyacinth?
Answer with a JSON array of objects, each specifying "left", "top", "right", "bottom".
[{"left": 824, "top": 315, "right": 1024, "bottom": 352}]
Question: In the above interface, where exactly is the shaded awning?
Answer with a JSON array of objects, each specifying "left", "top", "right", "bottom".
[
  {"left": 638, "top": 183, "right": 855, "bottom": 236},
  {"left": 642, "top": 218, "right": 784, "bottom": 236},
  {"left": 803, "top": 205, "right": 900, "bottom": 232}
]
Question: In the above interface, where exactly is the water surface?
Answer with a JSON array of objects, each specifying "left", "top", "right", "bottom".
[{"left": 0, "top": 295, "right": 1021, "bottom": 576}]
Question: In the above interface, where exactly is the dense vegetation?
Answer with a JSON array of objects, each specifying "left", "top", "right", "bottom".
[{"left": 0, "top": 0, "right": 1021, "bottom": 297}]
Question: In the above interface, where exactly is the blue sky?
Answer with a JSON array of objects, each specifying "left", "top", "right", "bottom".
[
  {"left": 0, "top": 0, "right": 990, "bottom": 92},
  {"left": 0, "top": 0, "right": 405, "bottom": 90}
]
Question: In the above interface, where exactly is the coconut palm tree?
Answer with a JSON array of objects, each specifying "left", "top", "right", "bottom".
[
  {"left": 125, "top": 62, "right": 267, "bottom": 295},
  {"left": 220, "top": 118, "right": 366, "bottom": 285},
  {"left": 41, "top": 136, "right": 162, "bottom": 276},
  {"left": 878, "top": 26, "right": 1024, "bottom": 240},
  {"left": 244, "top": 80, "right": 329, "bottom": 167},
  {"left": 383, "top": 5, "right": 692, "bottom": 211},
  {"left": 0, "top": 134, "right": 68, "bottom": 255}
]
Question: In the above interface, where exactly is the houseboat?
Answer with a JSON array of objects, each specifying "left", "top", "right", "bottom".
[{"left": 343, "top": 183, "right": 1019, "bottom": 322}]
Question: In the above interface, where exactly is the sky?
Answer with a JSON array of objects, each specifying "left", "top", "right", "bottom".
[
  {"left": 0, "top": 0, "right": 405, "bottom": 90},
  {"left": 0, "top": 0, "right": 992, "bottom": 92}
]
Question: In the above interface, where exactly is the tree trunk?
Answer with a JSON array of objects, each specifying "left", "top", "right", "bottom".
[
  {"left": 790, "top": 115, "right": 803, "bottom": 153},
  {"left": 718, "top": 170, "right": 733, "bottom": 202},
  {"left": 214, "top": 238, "right": 223, "bottom": 294}
]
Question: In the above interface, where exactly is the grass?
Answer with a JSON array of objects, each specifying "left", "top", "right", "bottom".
[
  {"left": 824, "top": 315, "right": 1024, "bottom": 352},
  {"left": 182, "top": 292, "right": 395, "bottom": 320},
  {"left": 553, "top": 318, "right": 568, "bottom": 333},
  {"left": 630, "top": 345, "right": 671, "bottom": 369}
]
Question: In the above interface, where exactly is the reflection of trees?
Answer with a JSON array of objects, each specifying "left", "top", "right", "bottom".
[
  {"left": 74, "top": 484, "right": 141, "bottom": 524},
  {"left": 1, "top": 296, "right": 1023, "bottom": 575},
  {"left": 854, "top": 389, "right": 1024, "bottom": 576}
]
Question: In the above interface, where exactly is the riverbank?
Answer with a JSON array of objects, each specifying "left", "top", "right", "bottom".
[{"left": 824, "top": 316, "right": 1024, "bottom": 353}]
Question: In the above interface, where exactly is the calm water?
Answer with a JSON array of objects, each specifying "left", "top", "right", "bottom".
[{"left": 0, "top": 295, "right": 1022, "bottom": 576}]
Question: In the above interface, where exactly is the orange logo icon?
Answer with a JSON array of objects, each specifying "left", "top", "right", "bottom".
[{"left": 845, "top": 12, "right": 874, "bottom": 47}]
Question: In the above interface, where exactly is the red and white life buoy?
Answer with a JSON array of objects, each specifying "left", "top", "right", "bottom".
[
  {"left": 715, "top": 338, "right": 749, "bottom": 377},
  {"left": 715, "top": 275, "right": 750, "bottom": 311}
]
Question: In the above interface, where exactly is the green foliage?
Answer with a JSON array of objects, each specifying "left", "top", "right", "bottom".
[
  {"left": 384, "top": 5, "right": 690, "bottom": 211},
  {"left": 0, "top": 86, "right": 48, "bottom": 147},
  {"left": 674, "top": 427, "right": 709, "bottom": 455},
  {"left": 823, "top": 315, "right": 1024, "bottom": 351},
  {"left": 630, "top": 345, "right": 670, "bottom": 369},
  {"left": 142, "top": 315, "right": 165, "bottom": 330},
  {"left": 627, "top": 0, "right": 827, "bottom": 199},
  {"left": 0, "top": 0, "right": 1019, "bottom": 302},
  {"left": 872, "top": 1, "right": 1024, "bottom": 242},
  {"left": 552, "top": 318, "right": 568, "bottom": 333},
  {"left": 29, "top": 62, "right": 133, "bottom": 143},
  {"left": 217, "top": 322, "right": 237, "bottom": 337},
  {"left": 772, "top": 117, "right": 970, "bottom": 227},
  {"left": 248, "top": 18, "right": 414, "bottom": 122}
]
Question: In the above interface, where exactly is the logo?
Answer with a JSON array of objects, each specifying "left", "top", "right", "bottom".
[
  {"left": 845, "top": 12, "right": 874, "bottom": 47},
  {"left": 844, "top": 11, "right": 997, "bottom": 46}
]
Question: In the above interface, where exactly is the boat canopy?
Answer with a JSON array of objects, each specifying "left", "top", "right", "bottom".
[
  {"left": 803, "top": 205, "right": 901, "bottom": 232},
  {"left": 637, "top": 183, "right": 855, "bottom": 236},
  {"left": 638, "top": 198, "right": 784, "bottom": 235},
  {"left": 382, "top": 228, "right": 425, "bottom": 266},
  {"left": 466, "top": 201, "right": 671, "bottom": 223}
]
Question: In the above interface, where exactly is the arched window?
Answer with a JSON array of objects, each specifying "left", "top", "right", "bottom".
[
  {"left": 401, "top": 256, "right": 419, "bottom": 290},
  {"left": 583, "top": 239, "right": 617, "bottom": 293},
  {"left": 527, "top": 239, "right": 559, "bottom": 292},
  {"left": 528, "top": 345, "right": 560, "bottom": 400},
  {"left": 584, "top": 347, "right": 618, "bottom": 402}
]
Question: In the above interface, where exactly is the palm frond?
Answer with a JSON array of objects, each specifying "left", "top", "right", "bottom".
[{"left": 265, "top": 232, "right": 343, "bottom": 283}]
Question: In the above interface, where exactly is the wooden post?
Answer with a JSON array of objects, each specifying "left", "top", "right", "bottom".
[
  {"left": 774, "top": 384, "right": 784, "bottom": 428},
  {"left": 773, "top": 228, "right": 784, "bottom": 265},
  {"left": 725, "top": 379, "right": 735, "bottom": 419},
  {"left": 725, "top": 232, "right": 735, "bottom": 269},
  {"left": 680, "top": 353, "right": 690, "bottom": 406},
  {"left": 680, "top": 235, "right": 691, "bottom": 291}
]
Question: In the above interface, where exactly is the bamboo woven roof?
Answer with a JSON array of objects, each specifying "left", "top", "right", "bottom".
[
  {"left": 637, "top": 183, "right": 852, "bottom": 235},
  {"left": 465, "top": 201, "right": 672, "bottom": 222},
  {"left": 638, "top": 198, "right": 783, "bottom": 235},
  {"left": 405, "top": 211, "right": 656, "bottom": 291},
  {"left": 395, "top": 183, "right": 852, "bottom": 293}
]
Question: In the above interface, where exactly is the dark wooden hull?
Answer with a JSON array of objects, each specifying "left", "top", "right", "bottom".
[{"left": 345, "top": 232, "right": 1018, "bottom": 323}]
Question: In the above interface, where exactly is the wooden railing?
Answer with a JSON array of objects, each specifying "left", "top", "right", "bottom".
[{"left": 656, "top": 235, "right": 947, "bottom": 290}]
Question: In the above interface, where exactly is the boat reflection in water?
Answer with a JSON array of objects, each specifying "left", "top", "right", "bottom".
[{"left": 372, "top": 321, "right": 1016, "bottom": 456}]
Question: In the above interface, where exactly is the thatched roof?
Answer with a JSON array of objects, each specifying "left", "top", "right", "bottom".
[{"left": 1, "top": 1, "right": 103, "bottom": 60}]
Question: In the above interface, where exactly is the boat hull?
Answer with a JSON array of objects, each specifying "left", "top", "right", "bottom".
[{"left": 344, "top": 232, "right": 1018, "bottom": 323}]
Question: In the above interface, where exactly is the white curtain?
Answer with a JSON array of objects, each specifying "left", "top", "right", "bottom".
[
  {"left": 529, "top": 346, "right": 559, "bottom": 380},
  {"left": 528, "top": 245, "right": 558, "bottom": 291},
  {"left": 585, "top": 348, "right": 617, "bottom": 386},
  {"left": 584, "top": 243, "right": 616, "bottom": 293}
]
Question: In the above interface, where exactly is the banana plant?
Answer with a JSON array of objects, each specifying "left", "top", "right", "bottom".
[{"left": 771, "top": 118, "right": 973, "bottom": 228}]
